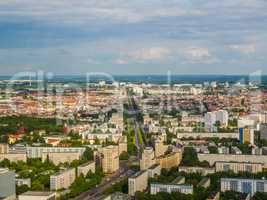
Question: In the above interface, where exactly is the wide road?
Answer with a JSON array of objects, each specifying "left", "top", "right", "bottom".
[
  {"left": 74, "top": 165, "right": 135, "bottom": 200},
  {"left": 127, "top": 95, "right": 144, "bottom": 158}
]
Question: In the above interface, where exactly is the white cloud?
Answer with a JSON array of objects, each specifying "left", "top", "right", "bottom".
[
  {"left": 0, "top": 0, "right": 205, "bottom": 24},
  {"left": 87, "top": 58, "right": 100, "bottom": 64},
  {"left": 228, "top": 44, "right": 256, "bottom": 54},
  {"left": 183, "top": 47, "right": 219, "bottom": 64},
  {"left": 115, "top": 58, "right": 128, "bottom": 65},
  {"left": 131, "top": 47, "right": 172, "bottom": 62}
]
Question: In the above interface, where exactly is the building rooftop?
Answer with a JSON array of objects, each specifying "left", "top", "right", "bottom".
[
  {"left": 52, "top": 168, "right": 74, "bottom": 176},
  {"left": 78, "top": 161, "right": 95, "bottom": 167},
  {"left": 0, "top": 168, "right": 9, "bottom": 174},
  {"left": 151, "top": 182, "right": 193, "bottom": 189},
  {"left": 20, "top": 191, "right": 55, "bottom": 197},
  {"left": 130, "top": 170, "right": 147, "bottom": 179},
  {"left": 148, "top": 164, "right": 160, "bottom": 170},
  {"left": 172, "top": 176, "right": 185, "bottom": 184}
]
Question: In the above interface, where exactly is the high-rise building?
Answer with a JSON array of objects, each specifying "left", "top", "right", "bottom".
[
  {"left": 204, "top": 110, "right": 229, "bottom": 132},
  {"left": 259, "top": 123, "right": 267, "bottom": 140},
  {"left": 215, "top": 110, "right": 229, "bottom": 127},
  {"left": 154, "top": 138, "right": 168, "bottom": 158},
  {"left": 221, "top": 178, "right": 267, "bottom": 196},
  {"left": 140, "top": 147, "right": 155, "bottom": 170},
  {"left": 50, "top": 168, "right": 75, "bottom": 190},
  {"left": 118, "top": 136, "right": 127, "bottom": 155},
  {"left": 128, "top": 171, "right": 148, "bottom": 196},
  {"left": 239, "top": 127, "right": 254, "bottom": 145},
  {"left": 102, "top": 145, "right": 119, "bottom": 174},
  {"left": 0, "top": 143, "right": 9, "bottom": 154},
  {"left": 204, "top": 112, "right": 217, "bottom": 132},
  {"left": 0, "top": 168, "right": 16, "bottom": 200}
]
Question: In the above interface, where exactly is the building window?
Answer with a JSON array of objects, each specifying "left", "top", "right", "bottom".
[
  {"left": 230, "top": 181, "right": 238, "bottom": 191},
  {"left": 245, "top": 165, "right": 252, "bottom": 172},
  {"left": 256, "top": 181, "right": 264, "bottom": 193},
  {"left": 242, "top": 182, "right": 252, "bottom": 194},
  {"left": 223, "top": 164, "right": 230, "bottom": 172}
]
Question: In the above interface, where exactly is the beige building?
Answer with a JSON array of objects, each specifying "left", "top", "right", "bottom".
[
  {"left": 102, "top": 145, "right": 119, "bottom": 174},
  {"left": 41, "top": 152, "right": 80, "bottom": 165},
  {"left": 140, "top": 147, "right": 156, "bottom": 170},
  {"left": 197, "top": 177, "right": 211, "bottom": 188},
  {"left": 215, "top": 161, "right": 263, "bottom": 173},
  {"left": 178, "top": 166, "right": 215, "bottom": 175},
  {"left": 77, "top": 161, "right": 96, "bottom": 176},
  {"left": 118, "top": 136, "right": 127, "bottom": 155},
  {"left": 18, "top": 191, "right": 56, "bottom": 200},
  {"left": 50, "top": 168, "right": 75, "bottom": 190},
  {"left": 0, "top": 153, "right": 27, "bottom": 162},
  {"left": 128, "top": 170, "right": 148, "bottom": 196},
  {"left": 148, "top": 164, "right": 161, "bottom": 178},
  {"left": 156, "top": 151, "right": 182, "bottom": 170},
  {"left": 0, "top": 143, "right": 9, "bottom": 154},
  {"left": 198, "top": 153, "right": 267, "bottom": 167},
  {"left": 154, "top": 138, "right": 168, "bottom": 157}
]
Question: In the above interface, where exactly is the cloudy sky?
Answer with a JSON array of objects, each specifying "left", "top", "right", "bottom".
[{"left": 0, "top": 0, "right": 267, "bottom": 75}]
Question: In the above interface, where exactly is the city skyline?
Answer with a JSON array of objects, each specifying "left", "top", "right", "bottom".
[{"left": 0, "top": 0, "right": 267, "bottom": 75}]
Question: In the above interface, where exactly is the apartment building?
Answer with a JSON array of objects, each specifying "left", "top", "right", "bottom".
[
  {"left": 118, "top": 136, "right": 127, "bottom": 155},
  {"left": 147, "top": 164, "right": 161, "bottom": 178},
  {"left": 140, "top": 147, "right": 156, "bottom": 170},
  {"left": 102, "top": 145, "right": 119, "bottom": 174},
  {"left": 0, "top": 168, "right": 16, "bottom": 200},
  {"left": 77, "top": 161, "right": 96, "bottom": 176},
  {"left": 150, "top": 183, "right": 193, "bottom": 195},
  {"left": 0, "top": 143, "right": 9, "bottom": 154},
  {"left": 156, "top": 151, "right": 182, "bottom": 170},
  {"left": 198, "top": 154, "right": 267, "bottom": 167},
  {"left": 50, "top": 168, "right": 75, "bottom": 190},
  {"left": 128, "top": 171, "right": 148, "bottom": 196},
  {"left": 18, "top": 191, "right": 56, "bottom": 200},
  {"left": 0, "top": 153, "right": 27, "bottom": 162},
  {"left": 42, "top": 152, "right": 81, "bottom": 165},
  {"left": 215, "top": 161, "right": 263, "bottom": 173},
  {"left": 221, "top": 178, "right": 267, "bottom": 196},
  {"left": 154, "top": 138, "right": 168, "bottom": 157},
  {"left": 178, "top": 166, "right": 215, "bottom": 175},
  {"left": 26, "top": 147, "right": 85, "bottom": 158},
  {"left": 239, "top": 127, "right": 254, "bottom": 145}
]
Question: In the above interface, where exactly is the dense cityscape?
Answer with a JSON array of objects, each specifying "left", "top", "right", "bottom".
[
  {"left": 1, "top": 0, "right": 267, "bottom": 199},
  {"left": 0, "top": 78, "right": 266, "bottom": 200}
]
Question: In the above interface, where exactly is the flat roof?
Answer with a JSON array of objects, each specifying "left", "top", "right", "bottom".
[
  {"left": 148, "top": 164, "right": 160, "bottom": 170},
  {"left": 78, "top": 161, "right": 95, "bottom": 167},
  {"left": 130, "top": 170, "right": 147, "bottom": 178},
  {"left": 20, "top": 191, "right": 55, "bottom": 196},
  {"left": 151, "top": 183, "right": 193, "bottom": 189}
]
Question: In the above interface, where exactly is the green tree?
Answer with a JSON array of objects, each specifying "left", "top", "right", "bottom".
[
  {"left": 16, "top": 185, "right": 30, "bottom": 195},
  {"left": 181, "top": 147, "right": 199, "bottom": 166},
  {"left": 82, "top": 147, "right": 94, "bottom": 161},
  {"left": 119, "top": 151, "right": 129, "bottom": 160}
]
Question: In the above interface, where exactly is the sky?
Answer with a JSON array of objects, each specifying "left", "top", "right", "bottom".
[{"left": 0, "top": 0, "right": 267, "bottom": 75}]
